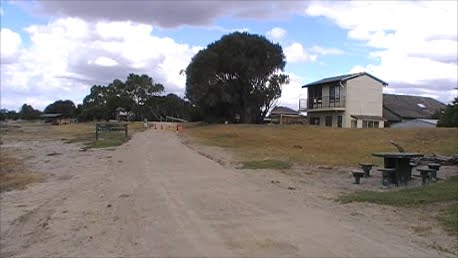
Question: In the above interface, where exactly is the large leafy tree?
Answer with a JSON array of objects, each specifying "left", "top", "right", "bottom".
[
  {"left": 44, "top": 100, "right": 76, "bottom": 118},
  {"left": 437, "top": 97, "right": 458, "bottom": 127},
  {"left": 147, "top": 94, "right": 194, "bottom": 121},
  {"left": 19, "top": 104, "right": 41, "bottom": 120},
  {"left": 125, "top": 73, "right": 164, "bottom": 120},
  {"left": 185, "top": 32, "right": 289, "bottom": 123},
  {"left": 80, "top": 85, "right": 110, "bottom": 121}
]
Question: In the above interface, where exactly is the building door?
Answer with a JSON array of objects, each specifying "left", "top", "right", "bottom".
[{"left": 337, "top": 115, "right": 342, "bottom": 127}]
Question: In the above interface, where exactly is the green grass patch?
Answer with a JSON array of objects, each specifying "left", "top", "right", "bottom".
[
  {"left": 438, "top": 203, "right": 458, "bottom": 235},
  {"left": 241, "top": 159, "right": 291, "bottom": 170},
  {"left": 87, "top": 136, "right": 128, "bottom": 149},
  {"left": 337, "top": 176, "right": 458, "bottom": 206}
]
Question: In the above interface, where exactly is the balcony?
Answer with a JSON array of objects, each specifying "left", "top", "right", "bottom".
[{"left": 299, "top": 96, "right": 346, "bottom": 112}]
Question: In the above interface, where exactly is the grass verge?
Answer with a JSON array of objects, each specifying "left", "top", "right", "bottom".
[
  {"left": 337, "top": 176, "right": 458, "bottom": 206},
  {"left": 241, "top": 159, "right": 291, "bottom": 170},
  {"left": 438, "top": 203, "right": 458, "bottom": 235}
]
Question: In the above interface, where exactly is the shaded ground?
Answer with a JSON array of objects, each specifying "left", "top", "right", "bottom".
[{"left": 0, "top": 125, "right": 456, "bottom": 256}]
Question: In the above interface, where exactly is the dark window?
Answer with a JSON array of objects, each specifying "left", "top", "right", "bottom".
[
  {"left": 325, "top": 116, "right": 332, "bottom": 127},
  {"left": 309, "top": 86, "right": 323, "bottom": 109},
  {"left": 368, "top": 121, "right": 374, "bottom": 128},
  {"left": 374, "top": 121, "right": 379, "bottom": 128},
  {"left": 337, "top": 116, "right": 342, "bottom": 128},
  {"left": 310, "top": 117, "right": 320, "bottom": 125},
  {"left": 329, "top": 85, "right": 340, "bottom": 102},
  {"left": 362, "top": 120, "right": 368, "bottom": 128},
  {"left": 310, "top": 86, "right": 322, "bottom": 98}
]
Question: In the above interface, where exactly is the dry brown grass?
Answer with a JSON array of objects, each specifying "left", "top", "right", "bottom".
[
  {"left": 0, "top": 151, "right": 42, "bottom": 192},
  {"left": 1, "top": 121, "right": 147, "bottom": 146},
  {"left": 185, "top": 124, "right": 458, "bottom": 166}
]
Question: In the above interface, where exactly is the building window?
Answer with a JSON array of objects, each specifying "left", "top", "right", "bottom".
[
  {"left": 310, "top": 117, "right": 320, "bottom": 125},
  {"left": 325, "top": 116, "right": 332, "bottom": 127},
  {"left": 351, "top": 119, "right": 357, "bottom": 128},
  {"left": 337, "top": 116, "right": 342, "bottom": 128},
  {"left": 329, "top": 85, "right": 340, "bottom": 103},
  {"left": 309, "top": 86, "right": 322, "bottom": 109},
  {"left": 362, "top": 120, "right": 379, "bottom": 128}
]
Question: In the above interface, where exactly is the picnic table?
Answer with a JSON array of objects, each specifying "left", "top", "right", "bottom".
[{"left": 372, "top": 152, "right": 424, "bottom": 186}]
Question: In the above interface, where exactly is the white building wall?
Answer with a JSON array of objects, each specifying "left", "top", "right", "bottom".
[{"left": 345, "top": 75, "right": 385, "bottom": 128}]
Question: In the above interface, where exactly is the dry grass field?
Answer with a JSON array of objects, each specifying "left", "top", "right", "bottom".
[
  {"left": 185, "top": 124, "right": 458, "bottom": 166},
  {"left": 0, "top": 121, "right": 147, "bottom": 191},
  {"left": 1, "top": 121, "right": 146, "bottom": 144},
  {"left": 0, "top": 149, "right": 43, "bottom": 192}
]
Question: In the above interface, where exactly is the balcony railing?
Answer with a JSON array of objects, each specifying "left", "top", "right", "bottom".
[{"left": 299, "top": 96, "right": 346, "bottom": 111}]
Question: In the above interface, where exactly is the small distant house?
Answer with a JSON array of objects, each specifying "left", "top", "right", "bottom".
[
  {"left": 383, "top": 94, "right": 446, "bottom": 126},
  {"left": 268, "top": 106, "right": 305, "bottom": 124},
  {"left": 116, "top": 107, "right": 134, "bottom": 122},
  {"left": 300, "top": 72, "right": 387, "bottom": 128},
  {"left": 40, "top": 113, "right": 62, "bottom": 125}
]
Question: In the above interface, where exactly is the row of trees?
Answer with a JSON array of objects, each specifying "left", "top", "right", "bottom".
[
  {"left": 78, "top": 73, "right": 197, "bottom": 122},
  {"left": 0, "top": 101, "right": 80, "bottom": 121}
]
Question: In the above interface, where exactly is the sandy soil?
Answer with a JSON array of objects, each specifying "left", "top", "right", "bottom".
[{"left": 1, "top": 128, "right": 456, "bottom": 257}]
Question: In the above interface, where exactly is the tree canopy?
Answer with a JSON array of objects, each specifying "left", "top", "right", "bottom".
[
  {"left": 19, "top": 104, "right": 42, "bottom": 120},
  {"left": 44, "top": 100, "right": 77, "bottom": 118},
  {"left": 78, "top": 73, "right": 194, "bottom": 122},
  {"left": 185, "top": 31, "right": 289, "bottom": 123},
  {"left": 437, "top": 97, "right": 458, "bottom": 127}
]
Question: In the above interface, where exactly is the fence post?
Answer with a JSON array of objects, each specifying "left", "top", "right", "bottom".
[
  {"left": 96, "top": 124, "right": 99, "bottom": 140},
  {"left": 125, "top": 124, "right": 128, "bottom": 138}
]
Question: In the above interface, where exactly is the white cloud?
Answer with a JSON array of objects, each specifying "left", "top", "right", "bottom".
[
  {"left": 309, "top": 45, "right": 343, "bottom": 56},
  {"left": 92, "top": 57, "right": 118, "bottom": 67},
  {"left": 0, "top": 28, "right": 22, "bottom": 63},
  {"left": 284, "top": 42, "right": 343, "bottom": 63},
  {"left": 305, "top": 0, "right": 458, "bottom": 103},
  {"left": 284, "top": 43, "right": 318, "bottom": 63},
  {"left": 267, "top": 27, "right": 286, "bottom": 40},
  {"left": 0, "top": 18, "right": 200, "bottom": 110},
  {"left": 277, "top": 73, "right": 307, "bottom": 110}
]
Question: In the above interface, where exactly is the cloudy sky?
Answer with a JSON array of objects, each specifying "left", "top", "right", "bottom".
[{"left": 1, "top": 0, "right": 457, "bottom": 111}]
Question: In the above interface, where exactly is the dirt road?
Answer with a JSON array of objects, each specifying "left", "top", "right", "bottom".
[{"left": 0, "top": 130, "right": 449, "bottom": 257}]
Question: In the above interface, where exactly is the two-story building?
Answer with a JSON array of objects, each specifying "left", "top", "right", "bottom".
[{"left": 300, "top": 72, "right": 387, "bottom": 128}]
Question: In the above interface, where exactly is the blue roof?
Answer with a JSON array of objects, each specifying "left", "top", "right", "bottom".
[{"left": 302, "top": 72, "right": 388, "bottom": 88}]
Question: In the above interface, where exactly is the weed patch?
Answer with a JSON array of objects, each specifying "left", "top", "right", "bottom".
[
  {"left": 438, "top": 203, "right": 458, "bottom": 236},
  {"left": 0, "top": 154, "right": 42, "bottom": 192},
  {"left": 241, "top": 159, "right": 291, "bottom": 170}
]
